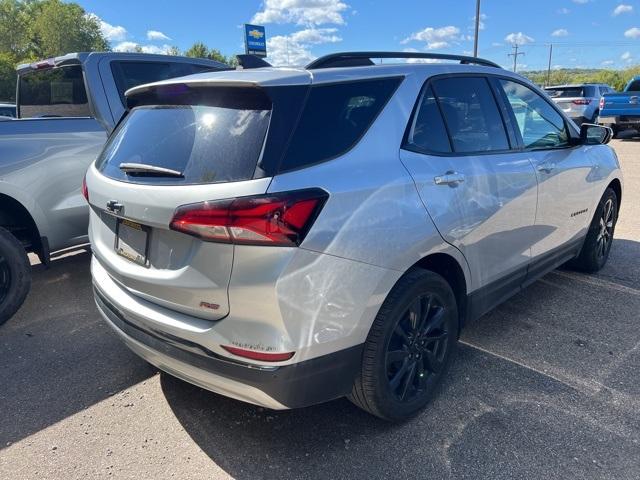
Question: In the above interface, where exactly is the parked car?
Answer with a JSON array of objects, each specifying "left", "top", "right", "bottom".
[
  {"left": 598, "top": 76, "right": 640, "bottom": 137},
  {"left": 544, "top": 83, "right": 614, "bottom": 125},
  {"left": 0, "top": 52, "right": 227, "bottom": 325},
  {"left": 0, "top": 102, "right": 16, "bottom": 118},
  {"left": 87, "top": 52, "right": 622, "bottom": 421}
]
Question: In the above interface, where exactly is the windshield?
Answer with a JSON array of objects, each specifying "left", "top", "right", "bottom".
[
  {"left": 97, "top": 104, "right": 271, "bottom": 185},
  {"left": 545, "top": 87, "right": 586, "bottom": 98},
  {"left": 18, "top": 65, "right": 90, "bottom": 118}
]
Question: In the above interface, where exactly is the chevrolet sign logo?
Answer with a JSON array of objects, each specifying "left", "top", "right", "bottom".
[{"left": 248, "top": 29, "right": 264, "bottom": 40}]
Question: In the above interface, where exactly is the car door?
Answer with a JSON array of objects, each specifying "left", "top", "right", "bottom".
[
  {"left": 496, "top": 78, "right": 596, "bottom": 265},
  {"left": 400, "top": 75, "right": 538, "bottom": 297}
]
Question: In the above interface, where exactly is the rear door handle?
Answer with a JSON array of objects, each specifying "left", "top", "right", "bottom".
[
  {"left": 434, "top": 171, "right": 465, "bottom": 186},
  {"left": 537, "top": 162, "right": 556, "bottom": 174}
]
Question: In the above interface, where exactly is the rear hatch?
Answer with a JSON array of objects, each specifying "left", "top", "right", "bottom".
[
  {"left": 600, "top": 92, "right": 640, "bottom": 117},
  {"left": 87, "top": 75, "right": 310, "bottom": 320},
  {"left": 545, "top": 86, "right": 592, "bottom": 116}
]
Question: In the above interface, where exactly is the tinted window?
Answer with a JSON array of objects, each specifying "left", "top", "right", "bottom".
[
  {"left": 626, "top": 79, "right": 640, "bottom": 92},
  {"left": 404, "top": 85, "right": 451, "bottom": 153},
  {"left": 545, "top": 87, "right": 585, "bottom": 98},
  {"left": 111, "top": 61, "right": 213, "bottom": 104},
  {"left": 500, "top": 79, "right": 569, "bottom": 149},
  {"left": 97, "top": 90, "right": 271, "bottom": 185},
  {"left": 279, "top": 78, "right": 401, "bottom": 172},
  {"left": 0, "top": 105, "right": 15, "bottom": 117},
  {"left": 18, "top": 65, "right": 90, "bottom": 118},
  {"left": 431, "top": 77, "right": 509, "bottom": 153}
]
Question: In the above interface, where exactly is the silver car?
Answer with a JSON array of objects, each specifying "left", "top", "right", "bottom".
[
  {"left": 87, "top": 52, "right": 622, "bottom": 421},
  {"left": 545, "top": 83, "right": 615, "bottom": 125}
]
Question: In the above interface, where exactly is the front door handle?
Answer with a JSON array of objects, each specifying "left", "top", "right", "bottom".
[
  {"left": 537, "top": 162, "right": 556, "bottom": 174},
  {"left": 434, "top": 171, "right": 465, "bottom": 186}
]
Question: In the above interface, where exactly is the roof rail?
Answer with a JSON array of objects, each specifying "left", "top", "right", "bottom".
[{"left": 306, "top": 51, "right": 502, "bottom": 70}]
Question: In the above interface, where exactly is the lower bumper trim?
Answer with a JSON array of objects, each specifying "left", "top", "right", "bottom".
[{"left": 94, "top": 286, "right": 363, "bottom": 409}]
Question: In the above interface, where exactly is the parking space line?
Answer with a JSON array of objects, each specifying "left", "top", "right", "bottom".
[{"left": 549, "top": 270, "right": 640, "bottom": 296}]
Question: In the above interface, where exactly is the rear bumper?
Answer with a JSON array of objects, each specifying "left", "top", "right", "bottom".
[
  {"left": 598, "top": 116, "right": 640, "bottom": 129},
  {"left": 94, "top": 284, "right": 363, "bottom": 409}
]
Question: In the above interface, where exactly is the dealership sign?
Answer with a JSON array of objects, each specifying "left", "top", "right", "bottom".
[{"left": 244, "top": 24, "right": 267, "bottom": 57}]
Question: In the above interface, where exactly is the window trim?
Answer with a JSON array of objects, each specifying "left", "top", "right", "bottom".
[
  {"left": 401, "top": 72, "right": 581, "bottom": 158},
  {"left": 402, "top": 73, "right": 515, "bottom": 157}
]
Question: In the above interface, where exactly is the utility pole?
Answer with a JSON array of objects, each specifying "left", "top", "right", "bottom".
[
  {"left": 508, "top": 44, "right": 525, "bottom": 72},
  {"left": 473, "top": 0, "right": 481, "bottom": 57},
  {"left": 546, "top": 43, "right": 553, "bottom": 86}
]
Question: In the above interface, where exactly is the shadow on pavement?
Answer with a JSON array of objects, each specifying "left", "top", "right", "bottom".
[{"left": 0, "top": 249, "right": 156, "bottom": 447}]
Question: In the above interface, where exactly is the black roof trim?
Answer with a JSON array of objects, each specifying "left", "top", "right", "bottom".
[{"left": 306, "top": 51, "right": 502, "bottom": 70}]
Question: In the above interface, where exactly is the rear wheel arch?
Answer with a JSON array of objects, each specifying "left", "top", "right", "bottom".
[
  {"left": 410, "top": 253, "right": 468, "bottom": 330},
  {"left": 608, "top": 178, "right": 622, "bottom": 205},
  {"left": 0, "top": 193, "right": 43, "bottom": 258}
]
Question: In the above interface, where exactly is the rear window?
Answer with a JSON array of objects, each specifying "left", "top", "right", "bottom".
[
  {"left": 111, "top": 61, "right": 214, "bottom": 105},
  {"left": 626, "top": 80, "right": 640, "bottom": 92},
  {"left": 18, "top": 65, "right": 90, "bottom": 118},
  {"left": 278, "top": 77, "right": 401, "bottom": 172},
  {"left": 97, "top": 89, "right": 271, "bottom": 185},
  {"left": 545, "top": 87, "right": 585, "bottom": 98}
]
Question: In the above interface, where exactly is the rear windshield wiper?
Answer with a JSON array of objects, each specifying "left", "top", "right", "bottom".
[{"left": 119, "top": 163, "right": 184, "bottom": 178}]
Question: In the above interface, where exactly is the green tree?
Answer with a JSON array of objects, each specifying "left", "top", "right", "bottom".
[
  {"left": 0, "top": 52, "right": 16, "bottom": 100},
  {"left": 29, "top": 0, "right": 109, "bottom": 59},
  {"left": 184, "top": 41, "right": 209, "bottom": 59},
  {"left": 166, "top": 46, "right": 180, "bottom": 56}
]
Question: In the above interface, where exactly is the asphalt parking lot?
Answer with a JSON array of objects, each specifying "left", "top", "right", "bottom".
[{"left": 1, "top": 140, "right": 639, "bottom": 480}]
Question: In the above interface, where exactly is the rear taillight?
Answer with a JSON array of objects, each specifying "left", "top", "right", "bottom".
[
  {"left": 222, "top": 345, "right": 295, "bottom": 362},
  {"left": 572, "top": 99, "right": 591, "bottom": 105},
  {"left": 81, "top": 175, "right": 89, "bottom": 202},
  {"left": 599, "top": 97, "right": 605, "bottom": 110},
  {"left": 169, "top": 189, "right": 329, "bottom": 246}
]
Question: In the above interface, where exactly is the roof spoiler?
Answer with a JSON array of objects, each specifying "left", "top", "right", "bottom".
[
  {"left": 306, "top": 51, "right": 502, "bottom": 70},
  {"left": 236, "top": 54, "right": 272, "bottom": 70}
]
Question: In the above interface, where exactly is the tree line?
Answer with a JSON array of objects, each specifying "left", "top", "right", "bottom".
[
  {"left": 523, "top": 67, "right": 640, "bottom": 91},
  {"left": 0, "top": 0, "right": 235, "bottom": 101}
]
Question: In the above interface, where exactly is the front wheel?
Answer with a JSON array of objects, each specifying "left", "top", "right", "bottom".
[
  {"left": 349, "top": 269, "right": 458, "bottom": 421},
  {"left": 0, "top": 227, "right": 31, "bottom": 326},
  {"left": 571, "top": 187, "right": 618, "bottom": 273}
]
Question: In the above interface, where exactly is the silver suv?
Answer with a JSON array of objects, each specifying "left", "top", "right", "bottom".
[
  {"left": 87, "top": 52, "right": 622, "bottom": 421},
  {"left": 544, "top": 83, "right": 615, "bottom": 125}
]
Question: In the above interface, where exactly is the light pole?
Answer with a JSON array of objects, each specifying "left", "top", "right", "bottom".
[{"left": 473, "top": 0, "right": 481, "bottom": 57}]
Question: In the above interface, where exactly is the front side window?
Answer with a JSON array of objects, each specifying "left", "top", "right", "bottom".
[
  {"left": 18, "top": 65, "right": 90, "bottom": 118},
  {"left": 431, "top": 77, "right": 509, "bottom": 153},
  {"left": 500, "top": 79, "right": 569, "bottom": 149}
]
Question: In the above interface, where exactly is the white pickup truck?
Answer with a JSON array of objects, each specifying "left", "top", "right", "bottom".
[{"left": 0, "top": 52, "right": 227, "bottom": 324}]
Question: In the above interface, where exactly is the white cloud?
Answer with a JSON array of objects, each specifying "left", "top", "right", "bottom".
[
  {"left": 572, "top": 0, "right": 589, "bottom": 4},
  {"left": 289, "top": 27, "right": 341, "bottom": 44},
  {"left": 491, "top": 41, "right": 503, "bottom": 47},
  {"left": 557, "top": 7, "right": 570, "bottom": 14},
  {"left": 601, "top": 60, "right": 615, "bottom": 66},
  {"left": 113, "top": 41, "right": 173, "bottom": 54},
  {"left": 613, "top": 4, "right": 633, "bottom": 16},
  {"left": 252, "top": 0, "right": 349, "bottom": 26},
  {"left": 147, "top": 30, "right": 171, "bottom": 41},
  {"left": 621, "top": 51, "right": 633, "bottom": 62},
  {"left": 551, "top": 28, "right": 569, "bottom": 37},
  {"left": 624, "top": 27, "right": 640, "bottom": 38},
  {"left": 402, "top": 26, "right": 460, "bottom": 50},
  {"left": 504, "top": 32, "right": 534, "bottom": 45},
  {"left": 90, "top": 15, "right": 127, "bottom": 42},
  {"left": 470, "top": 13, "right": 487, "bottom": 31}
]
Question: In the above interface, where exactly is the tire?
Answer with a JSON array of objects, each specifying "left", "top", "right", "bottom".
[
  {"left": 571, "top": 187, "right": 618, "bottom": 273},
  {"left": 0, "top": 226, "right": 31, "bottom": 326},
  {"left": 349, "top": 269, "right": 459, "bottom": 421}
]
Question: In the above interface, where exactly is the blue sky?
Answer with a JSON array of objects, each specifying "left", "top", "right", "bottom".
[{"left": 77, "top": 0, "right": 640, "bottom": 70}]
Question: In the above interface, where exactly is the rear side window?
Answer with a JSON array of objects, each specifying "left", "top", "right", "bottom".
[
  {"left": 278, "top": 77, "right": 401, "bottom": 172},
  {"left": 111, "top": 61, "right": 214, "bottom": 104},
  {"left": 18, "top": 65, "right": 90, "bottom": 118},
  {"left": 97, "top": 88, "right": 271, "bottom": 185},
  {"left": 431, "top": 77, "right": 509, "bottom": 153},
  {"left": 500, "top": 79, "right": 569, "bottom": 149},
  {"left": 626, "top": 79, "right": 640, "bottom": 92},
  {"left": 404, "top": 85, "right": 451, "bottom": 153}
]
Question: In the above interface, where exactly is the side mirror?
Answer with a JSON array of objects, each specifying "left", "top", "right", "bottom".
[{"left": 580, "top": 123, "right": 613, "bottom": 145}]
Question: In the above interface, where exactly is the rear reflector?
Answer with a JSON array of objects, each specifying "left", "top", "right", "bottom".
[
  {"left": 169, "top": 189, "right": 328, "bottom": 246},
  {"left": 222, "top": 345, "right": 295, "bottom": 362},
  {"left": 82, "top": 175, "right": 89, "bottom": 202},
  {"left": 572, "top": 99, "right": 591, "bottom": 105}
]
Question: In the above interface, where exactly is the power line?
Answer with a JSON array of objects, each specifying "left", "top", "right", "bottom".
[{"left": 508, "top": 44, "right": 525, "bottom": 72}]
